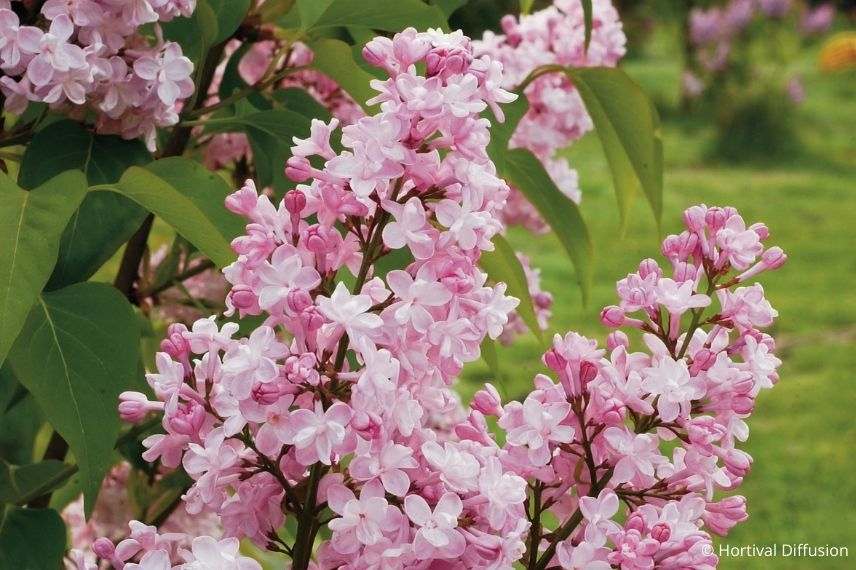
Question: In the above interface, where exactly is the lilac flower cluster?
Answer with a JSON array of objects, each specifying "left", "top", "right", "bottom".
[
  {"left": 0, "top": 0, "right": 195, "bottom": 150},
  {"left": 81, "top": 27, "right": 787, "bottom": 570},
  {"left": 474, "top": 0, "right": 626, "bottom": 232}
]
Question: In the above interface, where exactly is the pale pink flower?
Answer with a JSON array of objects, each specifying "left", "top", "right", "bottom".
[
  {"left": 280, "top": 401, "right": 352, "bottom": 466},
  {"left": 404, "top": 493, "right": 466, "bottom": 559}
]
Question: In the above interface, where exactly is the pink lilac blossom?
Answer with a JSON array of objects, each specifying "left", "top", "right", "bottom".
[
  {"left": 474, "top": 0, "right": 626, "bottom": 232},
  {"left": 88, "top": 28, "right": 786, "bottom": 570},
  {"left": 0, "top": 0, "right": 196, "bottom": 150}
]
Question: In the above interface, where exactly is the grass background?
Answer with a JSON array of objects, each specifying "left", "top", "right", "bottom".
[{"left": 459, "top": 26, "right": 856, "bottom": 569}]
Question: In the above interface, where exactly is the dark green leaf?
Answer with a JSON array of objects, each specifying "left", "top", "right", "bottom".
[
  {"left": 431, "top": 0, "right": 468, "bottom": 18},
  {"left": 162, "top": 0, "right": 219, "bottom": 67},
  {"left": 8, "top": 283, "right": 140, "bottom": 517},
  {"left": 0, "top": 367, "right": 41, "bottom": 465},
  {"left": 94, "top": 158, "right": 244, "bottom": 267},
  {"left": 18, "top": 120, "right": 151, "bottom": 288},
  {"left": 309, "top": 38, "right": 379, "bottom": 112},
  {"left": 0, "top": 460, "right": 76, "bottom": 505},
  {"left": 0, "top": 170, "right": 88, "bottom": 366},
  {"left": 207, "top": 0, "right": 251, "bottom": 43},
  {"left": 480, "top": 234, "right": 541, "bottom": 339},
  {"left": 204, "top": 110, "right": 312, "bottom": 190},
  {"left": 0, "top": 507, "right": 65, "bottom": 569},
  {"left": 499, "top": 148, "right": 593, "bottom": 303},
  {"left": 297, "top": 0, "right": 333, "bottom": 29},
  {"left": 273, "top": 88, "right": 332, "bottom": 121},
  {"left": 485, "top": 95, "right": 528, "bottom": 171},
  {"left": 566, "top": 67, "right": 663, "bottom": 229},
  {"left": 306, "top": 0, "right": 448, "bottom": 32}
]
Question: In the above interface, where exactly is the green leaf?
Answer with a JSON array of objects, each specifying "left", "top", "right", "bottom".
[
  {"left": 8, "top": 283, "right": 140, "bottom": 517},
  {"left": 565, "top": 67, "right": 663, "bottom": 230},
  {"left": 0, "top": 367, "right": 41, "bottom": 465},
  {"left": 499, "top": 148, "right": 593, "bottom": 303},
  {"left": 204, "top": 110, "right": 312, "bottom": 191},
  {"left": 0, "top": 459, "right": 76, "bottom": 505},
  {"left": 306, "top": 0, "right": 448, "bottom": 32},
  {"left": 94, "top": 158, "right": 243, "bottom": 267},
  {"left": 0, "top": 170, "right": 88, "bottom": 366},
  {"left": 273, "top": 88, "right": 333, "bottom": 121},
  {"left": 309, "top": 38, "right": 379, "bottom": 112},
  {"left": 520, "top": 0, "right": 535, "bottom": 15},
  {"left": 480, "top": 234, "right": 542, "bottom": 340},
  {"left": 431, "top": 0, "right": 468, "bottom": 18},
  {"left": 480, "top": 337, "right": 500, "bottom": 378},
  {"left": 485, "top": 95, "right": 528, "bottom": 171},
  {"left": 0, "top": 507, "right": 66, "bottom": 569},
  {"left": 207, "top": 0, "right": 251, "bottom": 43},
  {"left": 162, "top": 0, "right": 219, "bottom": 67},
  {"left": 582, "top": 0, "right": 593, "bottom": 50},
  {"left": 18, "top": 120, "right": 151, "bottom": 288},
  {"left": 297, "top": 0, "right": 333, "bottom": 29}
]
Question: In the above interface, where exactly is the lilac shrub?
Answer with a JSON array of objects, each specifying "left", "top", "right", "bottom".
[
  {"left": 0, "top": 0, "right": 196, "bottom": 150},
  {"left": 78, "top": 28, "right": 789, "bottom": 570}
]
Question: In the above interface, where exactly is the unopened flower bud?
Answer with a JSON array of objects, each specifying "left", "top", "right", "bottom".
[
  {"left": 471, "top": 383, "right": 502, "bottom": 416},
  {"left": 579, "top": 361, "right": 598, "bottom": 386},
  {"left": 252, "top": 382, "right": 281, "bottom": 405},
  {"left": 287, "top": 289, "right": 313, "bottom": 313},
  {"left": 705, "top": 207, "right": 728, "bottom": 231},
  {"left": 638, "top": 258, "right": 662, "bottom": 279},
  {"left": 761, "top": 246, "right": 786, "bottom": 270},
  {"left": 683, "top": 205, "right": 707, "bottom": 232},
  {"left": 600, "top": 305, "right": 625, "bottom": 327},
  {"left": 651, "top": 522, "right": 672, "bottom": 542},
  {"left": 285, "top": 155, "right": 313, "bottom": 182},
  {"left": 92, "top": 537, "right": 115, "bottom": 559},
  {"left": 607, "top": 331, "right": 630, "bottom": 351},
  {"left": 284, "top": 189, "right": 307, "bottom": 215},
  {"left": 542, "top": 348, "right": 567, "bottom": 375},
  {"left": 750, "top": 222, "right": 769, "bottom": 240},
  {"left": 160, "top": 323, "right": 190, "bottom": 359},
  {"left": 118, "top": 391, "right": 159, "bottom": 423}
]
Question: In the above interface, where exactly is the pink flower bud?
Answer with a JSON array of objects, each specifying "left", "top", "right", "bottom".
[
  {"left": 118, "top": 391, "right": 159, "bottom": 424},
  {"left": 683, "top": 205, "right": 707, "bottom": 232},
  {"left": 287, "top": 289, "right": 313, "bottom": 313},
  {"left": 579, "top": 361, "right": 598, "bottom": 386},
  {"left": 542, "top": 348, "right": 567, "bottom": 375},
  {"left": 750, "top": 222, "right": 769, "bottom": 240},
  {"left": 689, "top": 348, "right": 716, "bottom": 374},
  {"left": 471, "top": 383, "right": 502, "bottom": 416},
  {"left": 224, "top": 181, "right": 258, "bottom": 215},
  {"left": 160, "top": 323, "right": 190, "bottom": 359},
  {"left": 722, "top": 448, "right": 752, "bottom": 477},
  {"left": 252, "top": 382, "right": 282, "bottom": 405},
  {"left": 651, "top": 522, "right": 672, "bottom": 542},
  {"left": 362, "top": 37, "right": 392, "bottom": 69},
  {"left": 732, "top": 394, "right": 755, "bottom": 415},
  {"left": 607, "top": 331, "right": 630, "bottom": 351},
  {"left": 638, "top": 258, "right": 662, "bottom": 279},
  {"left": 284, "top": 189, "right": 307, "bottom": 215},
  {"left": 761, "top": 246, "right": 786, "bottom": 270},
  {"left": 230, "top": 286, "right": 257, "bottom": 310},
  {"left": 625, "top": 511, "right": 646, "bottom": 533},
  {"left": 92, "top": 537, "right": 115, "bottom": 559},
  {"left": 285, "top": 155, "right": 313, "bottom": 182},
  {"left": 350, "top": 410, "right": 382, "bottom": 439},
  {"left": 168, "top": 401, "right": 206, "bottom": 437},
  {"left": 600, "top": 305, "right": 625, "bottom": 327},
  {"left": 705, "top": 207, "right": 728, "bottom": 231}
]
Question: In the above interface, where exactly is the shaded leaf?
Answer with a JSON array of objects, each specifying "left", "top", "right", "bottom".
[
  {"left": 0, "top": 507, "right": 66, "bottom": 569},
  {"left": 306, "top": 0, "right": 448, "bottom": 32},
  {"left": 8, "top": 283, "right": 140, "bottom": 517},
  {"left": 95, "top": 158, "right": 243, "bottom": 267},
  {"left": 0, "top": 459, "right": 76, "bottom": 505},
  {"left": 480, "top": 234, "right": 541, "bottom": 339},
  {"left": 0, "top": 170, "right": 88, "bottom": 366},
  {"left": 204, "top": 110, "right": 312, "bottom": 190},
  {"left": 18, "top": 120, "right": 151, "bottom": 289},
  {"left": 162, "top": 0, "right": 219, "bottom": 67},
  {"left": 480, "top": 337, "right": 500, "bottom": 378},
  {"left": 566, "top": 67, "right": 663, "bottom": 229},
  {"left": 499, "top": 148, "right": 593, "bottom": 303},
  {"left": 309, "top": 38, "right": 379, "bottom": 112},
  {"left": 207, "top": 0, "right": 251, "bottom": 43}
]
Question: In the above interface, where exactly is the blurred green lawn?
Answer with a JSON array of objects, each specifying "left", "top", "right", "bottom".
[{"left": 461, "top": 28, "right": 856, "bottom": 569}]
